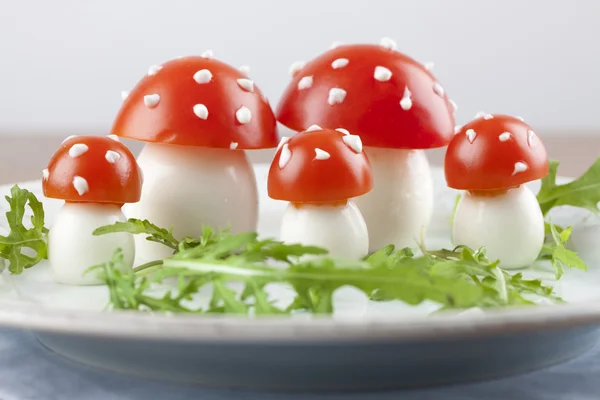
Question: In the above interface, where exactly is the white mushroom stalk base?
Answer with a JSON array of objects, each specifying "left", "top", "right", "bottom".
[
  {"left": 353, "top": 147, "right": 433, "bottom": 252},
  {"left": 48, "top": 202, "right": 134, "bottom": 285},
  {"left": 280, "top": 201, "right": 368, "bottom": 260},
  {"left": 124, "top": 143, "right": 259, "bottom": 264},
  {"left": 452, "top": 186, "right": 545, "bottom": 269}
]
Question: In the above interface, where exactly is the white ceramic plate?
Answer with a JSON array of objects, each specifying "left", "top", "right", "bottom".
[{"left": 2, "top": 164, "right": 600, "bottom": 391}]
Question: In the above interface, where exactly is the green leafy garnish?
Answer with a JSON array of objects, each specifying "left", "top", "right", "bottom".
[
  {"left": 93, "top": 220, "right": 562, "bottom": 315},
  {"left": 539, "top": 222, "right": 587, "bottom": 279},
  {"left": 93, "top": 219, "right": 179, "bottom": 251},
  {"left": 0, "top": 185, "right": 48, "bottom": 274},
  {"left": 537, "top": 158, "right": 600, "bottom": 216}
]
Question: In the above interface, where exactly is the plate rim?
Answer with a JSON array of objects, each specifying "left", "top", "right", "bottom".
[{"left": 2, "top": 296, "right": 600, "bottom": 342}]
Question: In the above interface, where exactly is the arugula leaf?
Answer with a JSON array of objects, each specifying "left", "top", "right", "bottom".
[
  {"left": 93, "top": 219, "right": 179, "bottom": 251},
  {"left": 537, "top": 158, "right": 600, "bottom": 216},
  {"left": 95, "top": 232, "right": 562, "bottom": 315},
  {"left": 88, "top": 249, "right": 206, "bottom": 313},
  {"left": 0, "top": 186, "right": 48, "bottom": 274},
  {"left": 539, "top": 222, "right": 587, "bottom": 279}
]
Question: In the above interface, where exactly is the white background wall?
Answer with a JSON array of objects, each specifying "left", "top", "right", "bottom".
[{"left": 0, "top": 0, "right": 598, "bottom": 136}]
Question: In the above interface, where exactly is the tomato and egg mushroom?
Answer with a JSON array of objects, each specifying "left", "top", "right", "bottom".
[
  {"left": 42, "top": 135, "right": 142, "bottom": 285},
  {"left": 445, "top": 114, "right": 549, "bottom": 269},
  {"left": 268, "top": 127, "right": 373, "bottom": 259},
  {"left": 276, "top": 38, "right": 456, "bottom": 252},
  {"left": 112, "top": 54, "right": 279, "bottom": 262}
]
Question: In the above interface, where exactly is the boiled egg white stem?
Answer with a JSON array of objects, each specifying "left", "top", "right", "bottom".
[
  {"left": 353, "top": 147, "right": 433, "bottom": 252},
  {"left": 123, "top": 143, "right": 259, "bottom": 263},
  {"left": 280, "top": 201, "right": 368, "bottom": 260},
  {"left": 48, "top": 202, "right": 134, "bottom": 285},
  {"left": 452, "top": 185, "right": 544, "bottom": 269}
]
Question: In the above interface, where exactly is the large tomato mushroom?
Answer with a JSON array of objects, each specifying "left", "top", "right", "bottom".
[
  {"left": 445, "top": 114, "right": 548, "bottom": 269},
  {"left": 276, "top": 39, "right": 455, "bottom": 252},
  {"left": 43, "top": 135, "right": 142, "bottom": 285},
  {"left": 112, "top": 55, "right": 279, "bottom": 262},
  {"left": 268, "top": 127, "right": 373, "bottom": 259}
]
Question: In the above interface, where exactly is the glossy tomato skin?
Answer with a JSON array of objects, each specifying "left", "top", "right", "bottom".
[
  {"left": 445, "top": 115, "right": 548, "bottom": 190},
  {"left": 268, "top": 129, "right": 373, "bottom": 203},
  {"left": 276, "top": 44, "right": 454, "bottom": 149},
  {"left": 112, "top": 56, "right": 279, "bottom": 149},
  {"left": 43, "top": 136, "right": 142, "bottom": 204}
]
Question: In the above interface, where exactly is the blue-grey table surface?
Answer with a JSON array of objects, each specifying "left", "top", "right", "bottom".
[{"left": 1, "top": 327, "right": 598, "bottom": 400}]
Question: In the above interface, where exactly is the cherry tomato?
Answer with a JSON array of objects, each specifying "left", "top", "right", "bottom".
[
  {"left": 276, "top": 44, "right": 454, "bottom": 149},
  {"left": 445, "top": 115, "right": 548, "bottom": 190},
  {"left": 268, "top": 128, "right": 373, "bottom": 203},
  {"left": 43, "top": 135, "right": 142, "bottom": 204},
  {"left": 112, "top": 56, "right": 279, "bottom": 149}
]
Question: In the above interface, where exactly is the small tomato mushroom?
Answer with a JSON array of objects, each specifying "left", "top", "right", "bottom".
[
  {"left": 43, "top": 135, "right": 142, "bottom": 285},
  {"left": 445, "top": 114, "right": 549, "bottom": 269},
  {"left": 112, "top": 55, "right": 279, "bottom": 262},
  {"left": 268, "top": 128, "right": 373, "bottom": 259},
  {"left": 276, "top": 39, "right": 455, "bottom": 252}
]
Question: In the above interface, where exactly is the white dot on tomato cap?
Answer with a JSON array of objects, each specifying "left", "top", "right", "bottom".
[
  {"left": 328, "top": 88, "right": 347, "bottom": 105},
  {"left": 121, "top": 91, "right": 129, "bottom": 100},
  {"left": 331, "top": 58, "right": 349, "bottom": 69},
  {"left": 305, "top": 125, "right": 322, "bottom": 132},
  {"left": 107, "top": 134, "right": 120, "bottom": 142},
  {"left": 236, "top": 78, "right": 254, "bottom": 92},
  {"left": 193, "top": 69, "right": 213, "bottom": 84},
  {"left": 343, "top": 135, "right": 362, "bottom": 153},
  {"left": 277, "top": 137, "right": 289, "bottom": 151},
  {"left": 147, "top": 65, "right": 163, "bottom": 76},
  {"left": 513, "top": 162, "right": 528, "bottom": 175},
  {"left": 193, "top": 104, "right": 209, "bottom": 120},
  {"left": 279, "top": 143, "right": 292, "bottom": 169},
  {"left": 42, "top": 169, "right": 49, "bottom": 180},
  {"left": 449, "top": 100, "right": 458, "bottom": 113},
  {"left": 298, "top": 76, "right": 313, "bottom": 90},
  {"left": 105, "top": 150, "right": 121, "bottom": 164},
  {"left": 69, "top": 143, "right": 89, "bottom": 158},
  {"left": 466, "top": 129, "right": 476, "bottom": 143},
  {"left": 379, "top": 37, "right": 397, "bottom": 50},
  {"left": 72, "top": 176, "right": 89, "bottom": 196},
  {"left": 433, "top": 82, "right": 445, "bottom": 97},
  {"left": 314, "top": 148, "right": 330, "bottom": 160},
  {"left": 498, "top": 132, "right": 511, "bottom": 142},
  {"left": 201, "top": 50, "right": 214, "bottom": 59},
  {"left": 230, "top": 142, "right": 239, "bottom": 150},
  {"left": 335, "top": 128, "right": 350, "bottom": 135},
  {"left": 454, "top": 125, "right": 463, "bottom": 134},
  {"left": 236, "top": 106, "right": 252, "bottom": 124},
  {"left": 423, "top": 62, "right": 434, "bottom": 70},
  {"left": 289, "top": 61, "right": 306, "bottom": 77},
  {"left": 400, "top": 87, "right": 412, "bottom": 110},
  {"left": 374, "top": 66, "right": 392, "bottom": 82},
  {"left": 527, "top": 130, "right": 537, "bottom": 147},
  {"left": 144, "top": 94, "right": 160, "bottom": 108}
]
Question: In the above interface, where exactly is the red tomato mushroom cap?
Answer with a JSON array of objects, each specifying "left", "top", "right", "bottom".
[
  {"left": 268, "top": 127, "right": 373, "bottom": 203},
  {"left": 112, "top": 56, "right": 279, "bottom": 150},
  {"left": 43, "top": 135, "right": 143, "bottom": 203},
  {"left": 276, "top": 43, "right": 455, "bottom": 149},
  {"left": 445, "top": 115, "right": 549, "bottom": 190}
]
